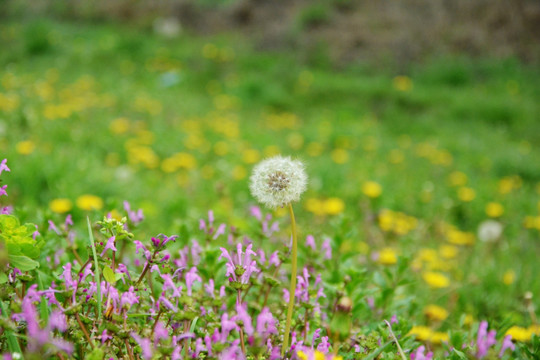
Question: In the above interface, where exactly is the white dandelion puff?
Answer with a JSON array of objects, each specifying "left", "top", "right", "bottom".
[{"left": 249, "top": 155, "right": 307, "bottom": 209}]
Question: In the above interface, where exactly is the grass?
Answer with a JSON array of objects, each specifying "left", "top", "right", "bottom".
[{"left": 1, "top": 17, "right": 540, "bottom": 357}]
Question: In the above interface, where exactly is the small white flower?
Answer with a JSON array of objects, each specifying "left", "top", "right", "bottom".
[{"left": 249, "top": 155, "right": 307, "bottom": 209}]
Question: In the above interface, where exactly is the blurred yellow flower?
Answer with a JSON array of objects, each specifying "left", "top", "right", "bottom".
[
  {"left": 264, "top": 145, "right": 281, "bottom": 157},
  {"left": 439, "top": 245, "right": 458, "bottom": 259},
  {"left": 362, "top": 181, "right": 382, "bottom": 198},
  {"left": 389, "top": 149, "right": 404, "bottom": 164},
  {"left": 306, "top": 142, "right": 324, "bottom": 157},
  {"left": 305, "top": 198, "right": 325, "bottom": 216},
  {"left": 49, "top": 198, "right": 73, "bottom": 214},
  {"left": 393, "top": 75, "right": 413, "bottom": 91},
  {"left": 378, "top": 247, "right": 398, "bottom": 265},
  {"left": 446, "top": 229, "right": 475, "bottom": 246},
  {"left": 232, "top": 165, "right": 247, "bottom": 180},
  {"left": 498, "top": 176, "right": 522, "bottom": 195},
  {"left": 423, "top": 271, "right": 450, "bottom": 288},
  {"left": 503, "top": 270, "right": 515, "bottom": 285},
  {"left": 331, "top": 148, "right": 349, "bottom": 164},
  {"left": 505, "top": 326, "right": 532, "bottom": 342},
  {"left": 431, "top": 331, "right": 450, "bottom": 344},
  {"left": 214, "top": 141, "right": 229, "bottom": 156},
  {"left": 242, "top": 149, "right": 260, "bottom": 164},
  {"left": 0, "top": 92, "right": 20, "bottom": 112},
  {"left": 109, "top": 117, "right": 130, "bottom": 134},
  {"left": 458, "top": 187, "right": 476, "bottom": 202},
  {"left": 408, "top": 326, "right": 433, "bottom": 341},
  {"left": 323, "top": 197, "right": 345, "bottom": 215},
  {"left": 16, "top": 140, "right": 36, "bottom": 155},
  {"left": 485, "top": 202, "right": 504, "bottom": 217},
  {"left": 464, "top": 314, "right": 474, "bottom": 326},
  {"left": 76, "top": 194, "right": 104, "bottom": 211},
  {"left": 287, "top": 133, "right": 304, "bottom": 150},
  {"left": 424, "top": 304, "right": 449, "bottom": 321},
  {"left": 449, "top": 171, "right": 468, "bottom": 187}
]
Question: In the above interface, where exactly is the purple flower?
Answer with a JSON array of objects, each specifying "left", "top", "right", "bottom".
[
  {"left": 0, "top": 159, "right": 10, "bottom": 176},
  {"left": 121, "top": 286, "right": 139, "bottom": 309},
  {"left": 1, "top": 206, "right": 12, "bottom": 214},
  {"left": 234, "top": 303, "right": 254, "bottom": 336},
  {"left": 499, "top": 335, "right": 515, "bottom": 357},
  {"left": 0, "top": 185, "right": 7, "bottom": 197},
  {"left": 322, "top": 238, "right": 332, "bottom": 259},
  {"left": 256, "top": 307, "right": 277, "bottom": 338},
  {"left": 220, "top": 313, "right": 238, "bottom": 342},
  {"left": 132, "top": 333, "right": 153, "bottom": 360},
  {"left": 316, "top": 336, "right": 330, "bottom": 354},
  {"left": 101, "top": 236, "right": 117, "bottom": 257},
  {"left": 476, "top": 321, "right": 497, "bottom": 358},
  {"left": 48, "top": 220, "right": 61, "bottom": 235},
  {"left": 153, "top": 322, "right": 169, "bottom": 345},
  {"left": 100, "top": 329, "right": 113, "bottom": 345},
  {"left": 205, "top": 279, "right": 215, "bottom": 298},
  {"left": 185, "top": 267, "right": 202, "bottom": 296},
  {"left": 124, "top": 201, "right": 144, "bottom": 225},
  {"left": 151, "top": 234, "right": 178, "bottom": 249},
  {"left": 219, "top": 243, "right": 259, "bottom": 285},
  {"left": 306, "top": 235, "right": 316, "bottom": 251},
  {"left": 200, "top": 210, "right": 226, "bottom": 239},
  {"left": 49, "top": 310, "right": 68, "bottom": 332},
  {"left": 410, "top": 345, "right": 433, "bottom": 360}
]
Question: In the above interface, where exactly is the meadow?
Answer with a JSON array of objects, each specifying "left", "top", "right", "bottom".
[{"left": 1, "top": 18, "right": 540, "bottom": 359}]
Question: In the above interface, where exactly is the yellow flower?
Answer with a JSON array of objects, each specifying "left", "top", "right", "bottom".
[
  {"left": 408, "top": 326, "right": 433, "bottom": 341},
  {"left": 362, "top": 181, "right": 382, "bottom": 198},
  {"left": 393, "top": 75, "right": 413, "bottom": 91},
  {"left": 331, "top": 148, "right": 349, "bottom": 164},
  {"left": 431, "top": 331, "right": 450, "bottom": 344},
  {"left": 323, "top": 198, "right": 345, "bottom": 215},
  {"left": 306, "top": 142, "right": 324, "bottom": 157},
  {"left": 464, "top": 314, "right": 474, "bottom": 326},
  {"left": 439, "top": 245, "right": 458, "bottom": 259},
  {"left": 242, "top": 149, "right": 260, "bottom": 164},
  {"left": 505, "top": 326, "right": 531, "bottom": 342},
  {"left": 378, "top": 247, "right": 398, "bottom": 265},
  {"left": 305, "top": 198, "right": 325, "bottom": 216},
  {"left": 458, "top": 187, "right": 476, "bottom": 202},
  {"left": 424, "top": 304, "right": 449, "bottom": 321},
  {"left": 423, "top": 271, "right": 450, "bottom": 288},
  {"left": 16, "top": 140, "right": 36, "bottom": 155},
  {"left": 503, "top": 270, "right": 515, "bottom": 285},
  {"left": 49, "top": 198, "right": 73, "bottom": 214},
  {"left": 448, "top": 171, "right": 468, "bottom": 187},
  {"left": 486, "top": 202, "right": 504, "bottom": 217},
  {"left": 446, "top": 229, "right": 475, "bottom": 246},
  {"left": 232, "top": 165, "right": 247, "bottom": 180},
  {"left": 76, "top": 194, "right": 104, "bottom": 211},
  {"left": 498, "top": 176, "right": 522, "bottom": 194},
  {"left": 109, "top": 117, "right": 130, "bottom": 134}
]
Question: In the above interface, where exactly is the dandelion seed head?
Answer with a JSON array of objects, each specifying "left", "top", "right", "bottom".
[{"left": 249, "top": 155, "right": 307, "bottom": 209}]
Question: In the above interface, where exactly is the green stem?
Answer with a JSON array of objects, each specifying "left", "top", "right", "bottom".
[
  {"left": 87, "top": 217, "right": 102, "bottom": 321},
  {"left": 281, "top": 203, "right": 298, "bottom": 357}
]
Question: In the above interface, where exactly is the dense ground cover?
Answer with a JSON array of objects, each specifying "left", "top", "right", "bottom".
[{"left": 1, "top": 19, "right": 540, "bottom": 359}]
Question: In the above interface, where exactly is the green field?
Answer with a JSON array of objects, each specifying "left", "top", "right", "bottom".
[{"left": 1, "top": 19, "right": 540, "bottom": 359}]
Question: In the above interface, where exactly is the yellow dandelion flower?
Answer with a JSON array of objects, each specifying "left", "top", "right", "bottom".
[
  {"left": 449, "top": 171, "right": 468, "bottom": 187},
  {"left": 431, "top": 331, "right": 450, "bottom": 344},
  {"left": 323, "top": 197, "right": 345, "bottom": 215},
  {"left": 408, "top": 326, "right": 433, "bottom": 341},
  {"left": 378, "top": 248, "right": 398, "bottom": 265},
  {"left": 464, "top": 314, "right": 474, "bottom": 326},
  {"left": 49, "top": 198, "right": 73, "bottom": 214},
  {"left": 424, "top": 304, "right": 449, "bottom": 321},
  {"left": 232, "top": 165, "right": 247, "bottom": 180},
  {"left": 108, "top": 209, "right": 123, "bottom": 221},
  {"left": 287, "top": 133, "right": 304, "bottom": 150},
  {"left": 503, "top": 270, "right": 515, "bottom": 285},
  {"left": 242, "top": 149, "right": 260, "bottom": 164},
  {"left": 305, "top": 198, "right": 325, "bottom": 216},
  {"left": 362, "top": 181, "right": 382, "bottom": 198},
  {"left": 76, "top": 194, "right": 104, "bottom": 211},
  {"left": 529, "top": 324, "right": 540, "bottom": 336},
  {"left": 330, "top": 148, "right": 349, "bottom": 164},
  {"left": 16, "top": 140, "right": 36, "bottom": 155},
  {"left": 439, "top": 245, "right": 458, "bottom": 259},
  {"left": 458, "top": 187, "right": 476, "bottom": 202},
  {"left": 447, "top": 229, "right": 475, "bottom": 246},
  {"left": 486, "top": 202, "right": 504, "bottom": 217},
  {"left": 423, "top": 271, "right": 450, "bottom": 288},
  {"left": 505, "top": 326, "right": 531, "bottom": 342},
  {"left": 393, "top": 75, "right": 413, "bottom": 91},
  {"left": 297, "top": 351, "right": 308, "bottom": 360},
  {"left": 109, "top": 117, "right": 130, "bottom": 134}
]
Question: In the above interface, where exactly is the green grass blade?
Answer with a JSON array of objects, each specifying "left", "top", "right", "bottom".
[
  {"left": 37, "top": 270, "right": 50, "bottom": 323},
  {"left": 87, "top": 216, "right": 102, "bottom": 321},
  {"left": 0, "top": 300, "right": 23, "bottom": 356},
  {"left": 363, "top": 340, "right": 393, "bottom": 360}
]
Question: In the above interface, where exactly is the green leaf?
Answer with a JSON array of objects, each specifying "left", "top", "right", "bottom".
[
  {"left": 0, "top": 300, "right": 23, "bottom": 355},
  {"left": 85, "top": 347, "right": 104, "bottom": 360},
  {"left": 103, "top": 266, "right": 116, "bottom": 284},
  {"left": 8, "top": 254, "right": 39, "bottom": 271},
  {"left": 0, "top": 272, "right": 7, "bottom": 284},
  {"left": 88, "top": 217, "right": 102, "bottom": 321}
]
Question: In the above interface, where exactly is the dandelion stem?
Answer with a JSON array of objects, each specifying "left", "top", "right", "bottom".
[
  {"left": 384, "top": 320, "right": 407, "bottom": 360},
  {"left": 282, "top": 203, "right": 298, "bottom": 357}
]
